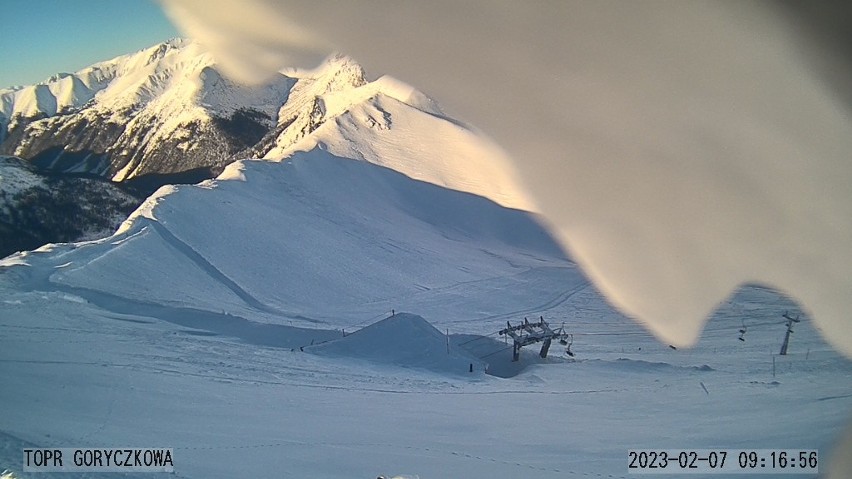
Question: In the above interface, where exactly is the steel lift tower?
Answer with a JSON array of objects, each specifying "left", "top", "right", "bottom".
[{"left": 499, "top": 317, "right": 570, "bottom": 361}]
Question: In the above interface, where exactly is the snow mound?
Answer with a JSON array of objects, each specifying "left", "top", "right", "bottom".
[
  {"left": 579, "top": 359, "right": 717, "bottom": 376},
  {"left": 609, "top": 358, "right": 715, "bottom": 373},
  {"left": 307, "top": 313, "right": 487, "bottom": 375}
]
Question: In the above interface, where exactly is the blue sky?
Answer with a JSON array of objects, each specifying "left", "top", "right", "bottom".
[{"left": 0, "top": 0, "right": 179, "bottom": 88}]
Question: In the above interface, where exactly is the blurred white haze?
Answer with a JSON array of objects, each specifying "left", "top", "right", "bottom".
[{"left": 159, "top": 0, "right": 852, "bottom": 471}]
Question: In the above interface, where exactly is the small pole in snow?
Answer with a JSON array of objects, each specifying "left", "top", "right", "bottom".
[
  {"left": 772, "top": 355, "right": 776, "bottom": 378},
  {"left": 446, "top": 329, "right": 450, "bottom": 355},
  {"left": 469, "top": 363, "right": 473, "bottom": 373},
  {"left": 806, "top": 348, "right": 810, "bottom": 360},
  {"left": 700, "top": 382, "right": 709, "bottom": 395}
]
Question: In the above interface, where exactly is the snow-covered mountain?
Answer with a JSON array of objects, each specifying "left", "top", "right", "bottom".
[
  {"left": 0, "top": 39, "right": 533, "bottom": 259},
  {"left": 0, "top": 39, "right": 561, "bottom": 332},
  {"left": 46, "top": 149, "right": 560, "bottom": 325},
  {"left": 1, "top": 38, "right": 531, "bottom": 208},
  {"left": 0, "top": 39, "right": 309, "bottom": 180}
]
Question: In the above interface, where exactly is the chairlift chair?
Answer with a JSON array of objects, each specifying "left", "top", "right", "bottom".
[{"left": 564, "top": 334, "right": 574, "bottom": 357}]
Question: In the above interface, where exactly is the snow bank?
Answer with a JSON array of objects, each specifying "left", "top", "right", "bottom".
[{"left": 308, "top": 313, "right": 486, "bottom": 375}]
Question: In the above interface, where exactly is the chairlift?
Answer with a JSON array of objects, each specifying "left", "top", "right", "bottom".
[
  {"left": 500, "top": 317, "right": 575, "bottom": 361},
  {"left": 557, "top": 322, "right": 569, "bottom": 345}
]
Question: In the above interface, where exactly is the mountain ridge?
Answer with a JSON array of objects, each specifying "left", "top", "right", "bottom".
[
  {"left": 1, "top": 38, "right": 535, "bottom": 258},
  {"left": 1, "top": 38, "right": 291, "bottom": 179}
]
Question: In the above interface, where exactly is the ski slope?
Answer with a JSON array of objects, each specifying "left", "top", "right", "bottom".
[{"left": 1, "top": 253, "right": 850, "bottom": 478}]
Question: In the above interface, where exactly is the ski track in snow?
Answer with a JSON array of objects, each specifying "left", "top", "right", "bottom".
[
  {"left": 148, "top": 221, "right": 280, "bottom": 315},
  {"left": 470, "top": 274, "right": 590, "bottom": 324},
  {"left": 4, "top": 249, "right": 341, "bottom": 350},
  {"left": 46, "top": 282, "right": 339, "bottom": 349}
]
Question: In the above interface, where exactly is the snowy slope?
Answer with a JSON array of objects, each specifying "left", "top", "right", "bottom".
[
  {"left": 14, "top": 150, "right": 568, "bottom": 328},
  {"left": 264, "top": 79, "right": 535, "bottom": 211},
  {"left": 2, "top": 226, "right": 850, "bottom": 478},
  {"left": 0, "top": 40, "right": 540, "bottom": 262}
]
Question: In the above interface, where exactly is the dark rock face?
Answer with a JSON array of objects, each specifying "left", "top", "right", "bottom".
[
  {"left": 0, "top": 107, "right": 274, "bottom": 180},
  {"left": 0, "top": 157, "right": 143, "bottom": 258}
]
